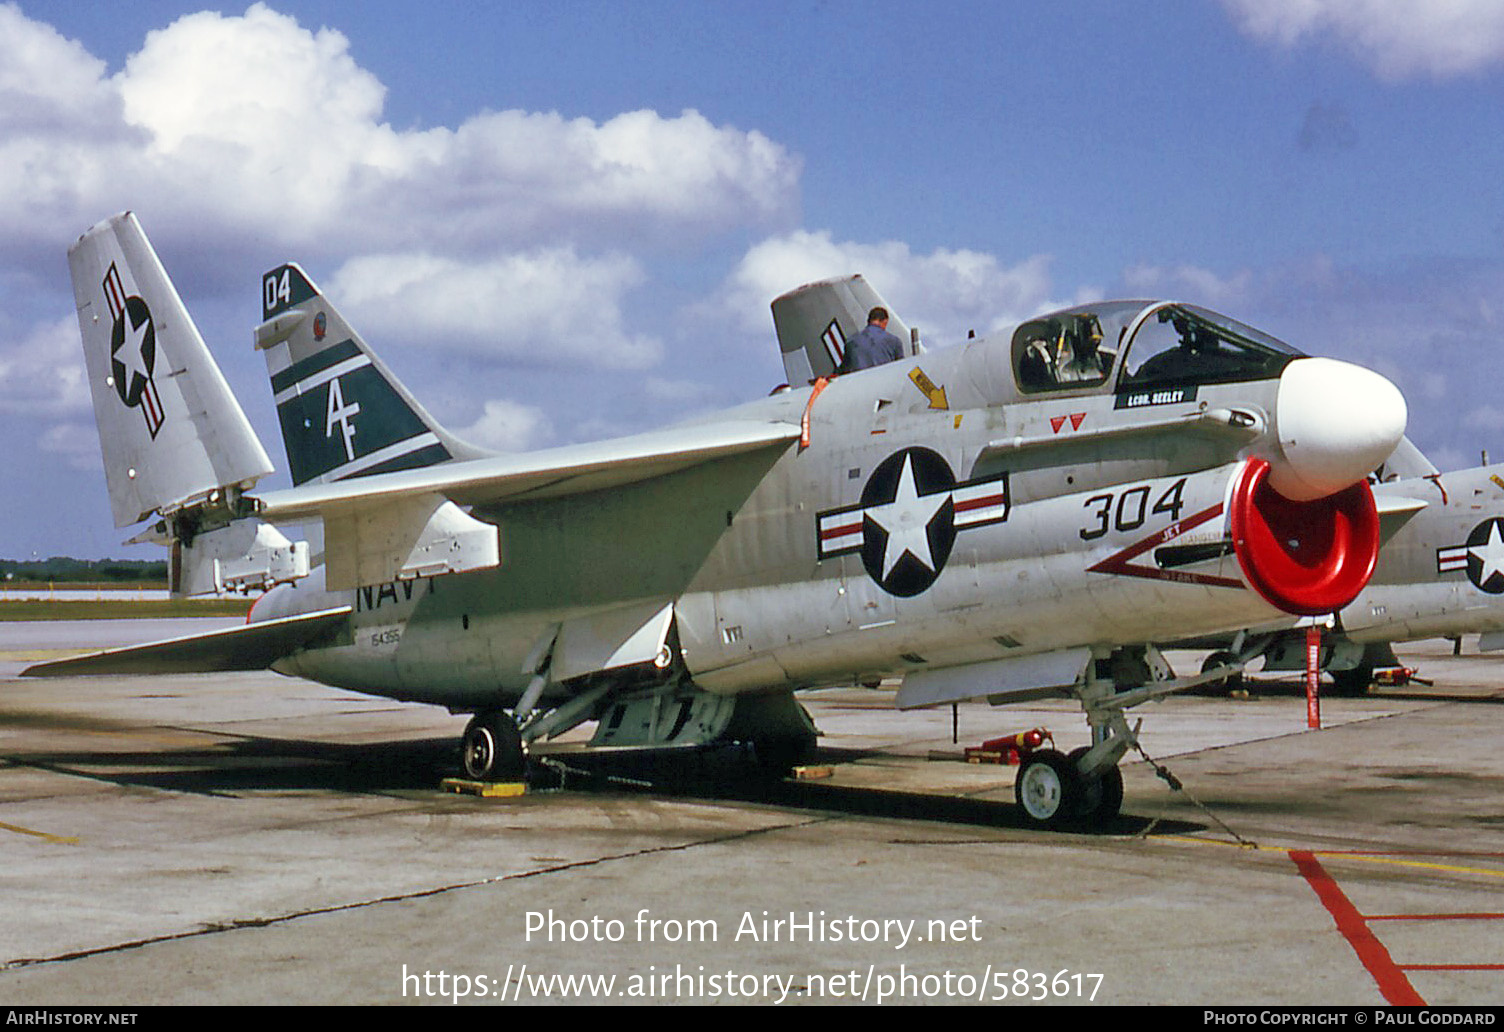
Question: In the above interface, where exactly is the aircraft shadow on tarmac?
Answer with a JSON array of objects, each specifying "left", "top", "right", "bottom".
[
  {"left": 530, "top": 743, "right": 1200, "bottom": 836},
  {"left": 2, "top": 733, "right": 460, "bottom": 797},
  {"left": 1, "top": 731, "right": 1200, "bottom": 836},
  {"left": 1188, "top": 676, "right": 1504, "bottom": 703}
]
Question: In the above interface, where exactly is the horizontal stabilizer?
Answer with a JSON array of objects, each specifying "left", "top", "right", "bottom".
[{"left": 21, "top": 607, "right": 351, "bottom": 677}]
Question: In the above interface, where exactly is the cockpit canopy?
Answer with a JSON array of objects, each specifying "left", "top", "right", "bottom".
[{"left": 1013, "top": 301, "right": 1305, "bottom": 396}]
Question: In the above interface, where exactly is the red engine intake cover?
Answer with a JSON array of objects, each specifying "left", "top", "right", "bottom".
[{"left": 1228, "top": 457, "right": 1380, "bottom": 616}]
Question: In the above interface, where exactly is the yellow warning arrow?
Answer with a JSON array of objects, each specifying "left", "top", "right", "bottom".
[{"left": 908, "top": 367, "right": 949, "bottom": 410}]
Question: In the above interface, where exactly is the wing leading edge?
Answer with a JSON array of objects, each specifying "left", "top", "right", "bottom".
[{"left": 253, "top": 419, "right": 803, "bottom": 521}]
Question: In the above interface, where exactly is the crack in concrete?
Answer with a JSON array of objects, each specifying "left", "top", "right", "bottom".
[{"left": 2, "top": 813, "right": 829, "bottom": 971}]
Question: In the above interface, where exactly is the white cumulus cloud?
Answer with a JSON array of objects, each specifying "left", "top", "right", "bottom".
[
  {"left": 36, "top": 422, "right": 103, "bottom": 472},
  {"left": 0, "top": 2, "right": 812, "bottom": 521},
  {"left": 455, "top": 399, "right": 554, "bottom": 453},
  {"left": 1121, "top": 263, "right": 1256, "bottom": 308},
  {"left": 1222, "top": 0, "right": 1504, "bottom": 78},
  {"left": 0, "top": 316, "right": 91, "bottom": 416},
  {"left": 326, "top": 248, "right": 662, "bottom": 369},
  {"left": 0, "top": 3, "right": 801, "bottom": 256}
]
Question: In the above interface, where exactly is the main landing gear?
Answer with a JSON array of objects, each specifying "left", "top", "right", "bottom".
[
  {"left": 454, "top": 686, "right": 820, "bottom": 784},
  {"left": 461, "top": 710, "right": 525, "bottom": 781}
]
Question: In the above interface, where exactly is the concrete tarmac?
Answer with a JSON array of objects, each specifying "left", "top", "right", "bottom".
[{"left": 0, "top": 621, "right": 1500, "bottom": 1006}]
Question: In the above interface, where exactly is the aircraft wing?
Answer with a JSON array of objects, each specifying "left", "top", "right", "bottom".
[
  {"left": 254, "top": 419, "right": 801, "bottom": 520},
  {"left": 21, "top": 607, "right": 351, "bottom": 677},
  {"left": 251, "top": 419, "right": 800, "bottom": 590}
]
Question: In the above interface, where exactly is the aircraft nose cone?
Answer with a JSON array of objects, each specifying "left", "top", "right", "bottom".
[{"left": 1269, "top": 357, "right": 1407, "bottom": 501}]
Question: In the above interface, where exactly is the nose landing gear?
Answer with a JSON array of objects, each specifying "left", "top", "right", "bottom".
[{"left": 1013, "top": 746, "right": 1126, "bottom": 828}]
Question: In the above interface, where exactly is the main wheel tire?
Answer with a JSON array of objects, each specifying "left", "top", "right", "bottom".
[
  {"left": 1201, "top": 651, "right": 1243, "bottom": 694},
  {"left": 749, "top": 734, "right": 816, "bottom": 780},
  {"left": 1014, "top": 748, "right": 1078, "bottom": 827},
  {"left": 1067, "top": 746, "right": 1124, "bottom": 825},
  {"left": 1328, "top": 663, "right": 1373, "bottom": 696},
  {"left": 461, "top": 711, "right": 525, "bottom": 781}
]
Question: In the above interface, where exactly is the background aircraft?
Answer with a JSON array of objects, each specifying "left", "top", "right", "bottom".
[
  {"left": 30, "top": 213, "right": 1407, "bottom": 828},
  {"left": 1196, "top": 459, "right": 1504, "bottom": 693}
]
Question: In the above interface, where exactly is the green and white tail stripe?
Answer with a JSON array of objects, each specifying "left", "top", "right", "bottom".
[{"left": 256, "top": 263, "right": 482, "bottom": 486}]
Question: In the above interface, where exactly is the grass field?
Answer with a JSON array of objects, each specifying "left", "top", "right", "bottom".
[
  {"left": 0, "top": 598, "right": 253, "bottom": 621},
  {"left": 0, "top": 581, "right": 167, "bottom": 591}
]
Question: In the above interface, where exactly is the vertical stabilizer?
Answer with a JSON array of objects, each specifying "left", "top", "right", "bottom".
[
  {"left": 256, "top": 264, "right": 486, "bottom": 486},
  {"left": 69, "top": 212, "right": 274, "bottom": 528},
  {"left": 770, "top": 274, "right": 912, "bottom": 384}
]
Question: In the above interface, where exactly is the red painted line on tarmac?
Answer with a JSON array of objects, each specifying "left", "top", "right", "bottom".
[{"left": 1289, "top": 850, "right": 1426, "bottom": 1006}]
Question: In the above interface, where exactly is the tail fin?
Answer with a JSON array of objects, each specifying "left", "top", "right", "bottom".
[
  {"left": 68, "top": 212, "right": 274, "bottom": 528},
  {"left": 770, "top": 274, "right": 914, "bottom": 384},
  {"left": 255, "top": 264, "right": 485, "bottom": 486}
]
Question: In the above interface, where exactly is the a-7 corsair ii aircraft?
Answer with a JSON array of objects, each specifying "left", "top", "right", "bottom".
[
  {"left": 31, "top": 213, "right": 1407, "bottom": 827},
  {"left": 1192, "top": 453, "right": 1504, "bottom": 693}
]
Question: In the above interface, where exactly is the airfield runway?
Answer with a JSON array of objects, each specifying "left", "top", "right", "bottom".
[{"left": 0, "top": 619, "right": 1500, "bottom": 1006}]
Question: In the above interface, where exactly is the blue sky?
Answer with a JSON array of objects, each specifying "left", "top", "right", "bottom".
[{"left": 4, "top": 1, "right": 1504, "bottom": 558}]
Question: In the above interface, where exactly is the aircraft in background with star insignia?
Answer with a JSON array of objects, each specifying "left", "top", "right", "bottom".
[
  {"left": 1201, "top": 461, "right": 1504, "bottom": 693},
  {"left": 32, "top": 215, "right": 1411, "bottom": 829},
  {"left": 1436, "top": 516, "right": 1504, "bottom": 593}
]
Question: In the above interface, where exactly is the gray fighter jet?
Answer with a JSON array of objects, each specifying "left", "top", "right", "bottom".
[
  {"left": 1192, "top": 456, "right": 1504, "bottom": 693},
  {"left": 30, "top": 213, "right": 1409, "bottom": 827}
]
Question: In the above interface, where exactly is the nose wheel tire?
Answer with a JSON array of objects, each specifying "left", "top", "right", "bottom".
[
  {"left": 462, "top": 711, "right": 525, "bottom": 781},
  {"left": 1014, "top": 749, "right": 1078, "bottom": 827}
]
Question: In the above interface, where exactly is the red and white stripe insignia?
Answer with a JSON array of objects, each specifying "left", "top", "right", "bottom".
[
  {"left": 816, "top": 470, "right": 1010, "bottom": 559},
  {"left": 820, "top": 320, "right": 846, "bottom": 367},
  {"left": 952, "top": 477, "right": 1009, "bottom": 529},
  {"left": 817, "top": 509, "right": 865, "bottom": 558},
  {"left": 1437, "top": 545, "right": 1469, "bottom": 574},
  {"left": 102, "top": 263, "right": 127, "bottom": 322},
  {"left": 139, "top": 379, "right": 165, "bottom": 438}
]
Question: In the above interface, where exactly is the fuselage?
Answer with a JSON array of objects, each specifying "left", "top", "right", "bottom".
[{"left": 252, "top": 301, "right": 1405, "bottom": 710}]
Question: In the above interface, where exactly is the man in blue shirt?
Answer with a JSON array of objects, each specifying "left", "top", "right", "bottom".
[{"left": 837, "top": 307, "right": 904, "bottom": 374}]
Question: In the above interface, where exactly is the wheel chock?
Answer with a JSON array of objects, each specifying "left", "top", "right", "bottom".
[
  {"left": 441, "top": 777, "right": 527, "bottom": 797},
  {"left": 791, "top": 764, "right": 834, "bottom": 780}
]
